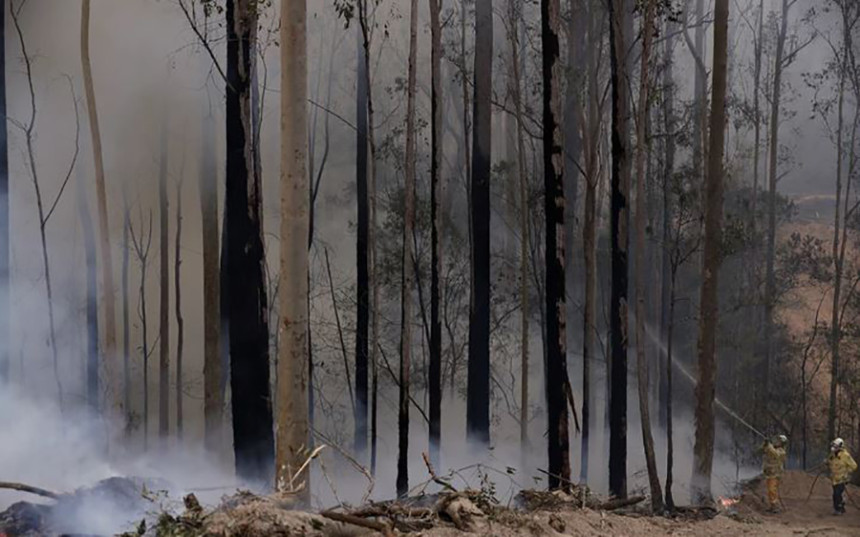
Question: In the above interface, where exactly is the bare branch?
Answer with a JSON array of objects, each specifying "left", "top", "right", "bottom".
[
  {"left": 177, "top": 0, "right": 230, "bottom": 89},
  {"left": 45, "top": 75, "right": 80, "bottom": 225}
]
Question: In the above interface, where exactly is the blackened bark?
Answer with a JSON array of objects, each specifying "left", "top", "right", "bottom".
[
  {"left": 175, "top": 176, "right": 184, "bottom": 440},
  {"left": 692, "top": 0, "right": 729, "bottom": 506},
  {"left": 226, "top": 0, "right": 274, "bottom": 486},
  {"left": 659, "top": 14, "right": 677, "bottom": 510},
  {"left": 580, "top": 0, "right": 602, "bottom": 484},
  {"left": 355, "top": 27, "right": 370, "bottom": 459},
  {"left": 542, "top": 0, "right": 570, "bottom": 490},
  {"left": 0, "top": 0, "right": 7, "bottom": 385},
  {"left": 158, "top": 116, "right": 169, "bottom": 439},
  {"left": 429, "top": 0, "right": 443, "bottom": 468},
  {"left": 563, "top": 0, "right": 585, "bottom": 356},
  {"left": 608, "top": 0, "right": 631, "bottom": 499},
  {"left": 665, "top": 269, "right": 677, "bottom": 509},
  {"left": 467, "top": 0, "right": 493, "bottom": 449},
  {"left": 356, "top": 0, "right": 380, "bottom": 473}
]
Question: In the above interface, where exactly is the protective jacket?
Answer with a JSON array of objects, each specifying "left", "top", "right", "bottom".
[
  {"left": 762, "top": 442, "right": 787, "bottom": 478},
  {"left": 828, "top": 449, "right": 858, "bottom": 485}
]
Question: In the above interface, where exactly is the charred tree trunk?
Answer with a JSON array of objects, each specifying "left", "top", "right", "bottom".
[
  {"left": 692, "top": 0, "right": 729, "bottom": 506},
  {"left": 226, "top": 0, "right": 274, "bottom": 485},
  {"left": 356, "top": 0, "right": 380, "bottom": 473},
  {"left": 608, "top": 0, "right": 631, "bottom": 499},
  {"left": 354, "top": 25, "right": 370, "bottom": 460},
  {"left": 397, "top": 0, "right": 418, "bottom": 497},
  {"left": 158, "top": 116, "right": 170, "bottom": 439},
  {"left": 542, "top": 0, "right": 570, "bottom": 490},
  {"left": 201, "top": 108, "right": 222, "bottom": 453},
  {"left": 580, "top": 0, "right": 601, "bottom": 484},
  {"left": 659, "top": 15, "right": 677, "bottom": 510},
  {"left": 665, "top": 266, "right": 678, "bottom": 508},
  {"left": 461, "top": 3, "right": 472, "bottom": 254},
  {"left": 0, "top": 0, "right": 8, "bottom": 385},
  {"left": 658, "top": 13, "right": 676, "bottom": 433},
  {"left": 174, "top": 175, "right": 184, "bottom": 440},
  {"left": 564, "top": 0, "right": 585, "bottom": 356},
  {"left": 466, "top": 0, "right": 493, "bottom": 449},
  {"left": 633, "top": 0, "right": 663, "bottom": 512},
  {"left": 467, "top": 0, "right": 493, "bottom": 449},
  {"left": 81, "top": 0, "right": 119, "bottom": 416},
  {"left": 276, "top": 0, "right": 310, "bottom": 501},
  {"left": 428, "top": 0, "right": 443, "bottom": 471}
]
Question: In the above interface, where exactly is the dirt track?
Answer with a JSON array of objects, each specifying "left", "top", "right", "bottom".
[{"left": 421, "top": 471, "right": 860, "bottom": 537}]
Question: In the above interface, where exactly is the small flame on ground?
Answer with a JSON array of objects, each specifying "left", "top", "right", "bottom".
[{"left": 718, "top": 496, "right": 739, "bottom": 508}]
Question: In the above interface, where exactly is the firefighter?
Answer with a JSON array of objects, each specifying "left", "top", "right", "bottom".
[
  {"left": 827, "top": 438, "right": 857, "bottom": 515},
  {"left": 761, "top": 434, "right": 788, "bottom": 513}
]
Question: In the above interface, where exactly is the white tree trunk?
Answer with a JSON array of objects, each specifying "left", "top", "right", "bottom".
[{"left": 81, "top": 0, "right": 120, "bottom": 419}]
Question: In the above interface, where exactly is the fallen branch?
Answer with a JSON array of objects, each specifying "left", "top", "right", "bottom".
[
  {"left": 422, "top": 451, "right": 457, "bottom": 492},
  {"left": 320, "top": 510, "right": 394, "bottom": 536},
  {"left": 284, "top": 444, "right": 326, "bottom": 492},
  {"left": 0, "top": 481, "right": 60, "bottom": 500},
  {"left": 598, "top": 495, "right": 645, "bottom": 511},
  {"left": 349, "top": 504, "right": 434, "bottom": 519},
  {"left": 313, "top": 427, "right": 375, "bottom": 503},
  {"left": 536, "top": 468, "right": 578, "bottom": 490}
]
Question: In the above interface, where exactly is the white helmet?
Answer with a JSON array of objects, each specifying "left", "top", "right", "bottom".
[
  {"left": 832, "top": 438, "right": 844, "bottom": 451},
  {"left": 778, "top": 434, "right": 788, "bottom": 445}
]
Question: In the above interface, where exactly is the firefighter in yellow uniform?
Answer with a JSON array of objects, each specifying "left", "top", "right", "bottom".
[
  {"left": 761, "top": 434, "right": 788, "bottom": 513},
  {"left": 827, "top": 438, "right": 857, "bottom": 515}
]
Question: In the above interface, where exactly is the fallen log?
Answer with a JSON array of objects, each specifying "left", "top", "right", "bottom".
[
  {"left": 598, "top": 495, "right": 645, "bottom": 511},
  {"left": 320, "top": 510, "right": 394, "bottom": 536},
  {"left": 349, "top": 504, "right": 434, "bottom": 518},
  {"left": 0, "top": 481, "right": 60, "bottom": 500}
]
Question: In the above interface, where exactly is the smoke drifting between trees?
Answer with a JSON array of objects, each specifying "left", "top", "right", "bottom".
[{"left": 1, "top": 0, "right": 860, "bottom": 508}]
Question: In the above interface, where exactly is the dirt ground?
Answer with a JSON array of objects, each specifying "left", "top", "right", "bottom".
[
  {"left": 4, "top": 471, "right": 860, "bottom": 536},
  {"left": 184, "top": 471, "right": 860, "bottom": 537},
  {"left": 350, "top": 471, "right": 860, "bottom": 537}
]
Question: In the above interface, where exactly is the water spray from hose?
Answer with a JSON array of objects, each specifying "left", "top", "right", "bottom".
[{"left": 643, "top": 322, "right": 768, "bottom": 441}]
